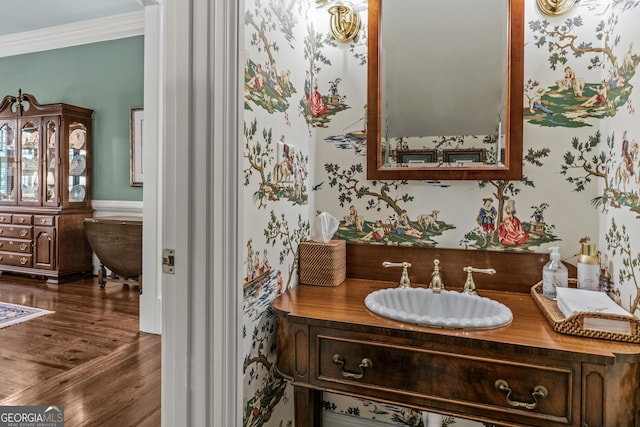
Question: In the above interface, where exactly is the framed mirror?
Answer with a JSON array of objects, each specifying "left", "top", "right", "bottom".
[{"left": 367, "top": 0, "right": 524, "bottom": 180}]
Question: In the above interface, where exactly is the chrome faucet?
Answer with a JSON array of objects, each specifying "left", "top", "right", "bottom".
[
  {"left": 429, "top": 259, "right": 444, "bottom": 293},
  {"left": 382, "top": 261, "right": 411, "bottom": 288},
  {"left": 462, "top": 266, "right": 496, "bottom": 295}
]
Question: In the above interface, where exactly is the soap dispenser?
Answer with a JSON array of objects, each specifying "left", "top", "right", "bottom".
[
  {"left": 542, "top": 246, "right": 568, "bottom": 300},
  {"left": 577, "top": 238, "right": 600, "bottom": 291}
]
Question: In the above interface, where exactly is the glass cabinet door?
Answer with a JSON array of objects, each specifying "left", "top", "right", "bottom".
[
  {"left": 20, "top": 121, "right": 40, "bottom": 204},
  {"left": 68, "top": 122, "right": 87, "bottom": 203},
  {"left": 0, "top": 122, "right": 16, "bottom": 203},
  {"left": 45, "top": 120, "right": 58, "bottom": 204}
]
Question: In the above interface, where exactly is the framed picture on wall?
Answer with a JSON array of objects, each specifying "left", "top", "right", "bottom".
[{"left": 130, "top": 107, "right": 144, "bottom": 186}]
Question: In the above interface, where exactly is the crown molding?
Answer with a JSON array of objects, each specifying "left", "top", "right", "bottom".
[{"left": 0, "top": 11, "right": 145, "bottom": 58}]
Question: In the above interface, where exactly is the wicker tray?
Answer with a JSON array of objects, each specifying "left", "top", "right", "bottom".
[{"left": 531, "top": 281, "right": 640, "bottom": 344}]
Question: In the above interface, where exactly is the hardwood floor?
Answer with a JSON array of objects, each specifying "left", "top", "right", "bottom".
[{"left": 0, "top": 275, "right": 160, "bottom": 426}]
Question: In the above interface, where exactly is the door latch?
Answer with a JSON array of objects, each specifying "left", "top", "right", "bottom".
[{"left": 162, "top": 248, "right": 175, "bottom": 274}]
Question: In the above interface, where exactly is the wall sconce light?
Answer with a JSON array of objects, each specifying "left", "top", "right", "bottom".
[
  {"left": 536, "top": 0, "right": 576, "bottom": 16},
  {"left": 328, "top": 2, "right": 361, "bottom": 43}
]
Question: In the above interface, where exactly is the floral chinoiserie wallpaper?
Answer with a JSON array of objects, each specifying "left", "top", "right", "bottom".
[{"left": 241, "top": 0, "right": 640, "bottom": 426}]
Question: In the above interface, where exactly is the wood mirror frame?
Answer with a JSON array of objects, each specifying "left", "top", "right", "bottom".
[{"left": 366, "top": 0, "right": 524, "bottom": 181}]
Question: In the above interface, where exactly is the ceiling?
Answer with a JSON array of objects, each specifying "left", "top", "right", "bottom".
[{"left": 0, "top": 0, "right": 144, "bottom": 37}]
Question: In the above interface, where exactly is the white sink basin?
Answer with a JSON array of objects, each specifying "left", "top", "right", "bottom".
[{"left": 364, "top": 288, "right": 513, "bottom": 330}]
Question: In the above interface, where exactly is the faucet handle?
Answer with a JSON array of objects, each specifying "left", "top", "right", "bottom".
[
  {"left": 462, "top": 266, "right": 496, "bottom": 295},
  {"left": 382, "top": 261, "right": 412, "bottom": 288}
]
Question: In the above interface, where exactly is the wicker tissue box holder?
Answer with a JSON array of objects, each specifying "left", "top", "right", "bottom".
[{"left": 299, "top": 240, "right": 346, "bottom": 287}]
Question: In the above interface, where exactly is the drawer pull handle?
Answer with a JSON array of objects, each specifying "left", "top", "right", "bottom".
[
  {"left": 19, "top": 257, "right": 28, "bottom": 265},
  {"left": 332, "top": 354, "right": 372, "bottom": 380},
  {"left": 19, "top": 243, "right": 27, "bottom": 251},
  {"left": 40, "top": 218, "right": 47, "bottom": 224},
  {"left": 495, "top": 379, "right": 548, "bottom": 410},
  {"left": 18, "top": 218, "right": 24, "bottom": 223},
  {"left": 20, "top": 229, "right": 28, "bottom": 237}
]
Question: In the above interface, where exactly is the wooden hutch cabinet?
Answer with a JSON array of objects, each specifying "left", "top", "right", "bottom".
[{"left": 0, "top": 91, "right": 93, "bottom": 283}]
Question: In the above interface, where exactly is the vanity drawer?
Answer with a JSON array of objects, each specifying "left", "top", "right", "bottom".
[
  {"left": 0, "top": 251, "right": 32, "bottom": 268},
  {"left": 0, "top": 238, "right": 31, "bottom": 253},
  {"left": 12, "top": 214, "right": 33, "bottom": 225},
  {"left": 0, "top": 225, "right": 32, "bottom": 239},
  {"left": 430, "top": 352, "right": 572, "bottom": 424},
  {"left": 312, "top": 329, "right": 575, "bottom": 426}
]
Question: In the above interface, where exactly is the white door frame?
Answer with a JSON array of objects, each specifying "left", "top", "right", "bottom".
[
  {"left": 161, "top": 0, "right": 243, "bottom": 425},
  {"left": 140, "top": 3, "right": 163, "bottom": 335}
]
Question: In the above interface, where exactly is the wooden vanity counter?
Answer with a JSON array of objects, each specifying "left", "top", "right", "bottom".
[{"left": 272, "top": 278, "right": 640, "bottom": 426}]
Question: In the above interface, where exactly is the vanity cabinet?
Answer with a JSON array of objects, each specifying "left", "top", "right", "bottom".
[
  {"left": 273, "top": 279, "right": 640, "bottom": 426},
  {"left": 0, "top": 91, "right": 93, "bottom": 283}
]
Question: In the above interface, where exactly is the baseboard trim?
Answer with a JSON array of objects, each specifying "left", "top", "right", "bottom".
[
  {"left": 322, "top": 411, "right": 395, "bottom": 427},
  {"left": 92, "top": 200, "right": 143, "bottom": 217}
]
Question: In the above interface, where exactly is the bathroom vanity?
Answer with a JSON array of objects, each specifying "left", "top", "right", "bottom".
[{"left": 272, "top": 246, "right": 640, "bottom": 426}]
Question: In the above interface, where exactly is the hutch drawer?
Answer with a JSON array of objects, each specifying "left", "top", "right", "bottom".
[
  {"left": 0, "top": 251, "right": 32, "bottom": 268},
  {"left": 0, "top": 214, "right": 12, "bottom": 224},
  {"left": 0, "top": 238, "right": 31, "bottom": 253},
  {"left": 34, "top": 215, "right": 55, "bottom": 226},
  {"left": 0, "top": 225, "right": 32, "bottom": 239},
  {"left": 12, "top": 214, "right": 33, "bottom": 225}
]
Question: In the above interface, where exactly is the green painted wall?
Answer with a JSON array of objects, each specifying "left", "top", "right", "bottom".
[{"left": 0, "top": 36, "right": 144, "bottom": 201}]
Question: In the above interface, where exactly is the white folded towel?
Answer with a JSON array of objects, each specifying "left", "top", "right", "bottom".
[{"left": 556, "top": 287, "right": 635, "bottom": 334}]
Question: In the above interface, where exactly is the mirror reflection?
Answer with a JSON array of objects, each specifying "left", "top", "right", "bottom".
[{"left": 367, "top": 0, "right": 524, "bottom": 180}]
